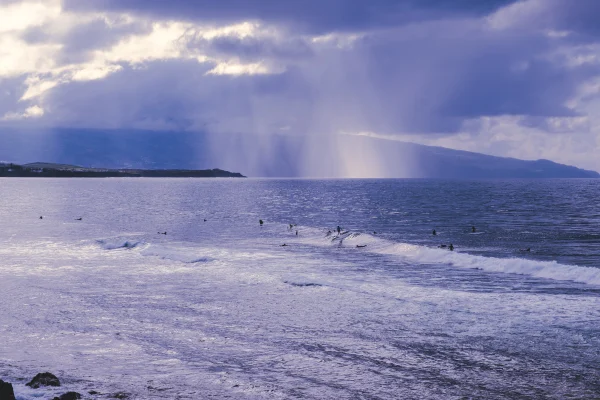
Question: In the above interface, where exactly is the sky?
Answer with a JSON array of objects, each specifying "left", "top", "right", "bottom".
[{"left": 1, "top": 0, "right": 600, "bottom": 172}]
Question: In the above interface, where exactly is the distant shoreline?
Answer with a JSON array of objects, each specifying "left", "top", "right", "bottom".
[{"left": 0, "top": 163, "right": 246, "bottom": 178}]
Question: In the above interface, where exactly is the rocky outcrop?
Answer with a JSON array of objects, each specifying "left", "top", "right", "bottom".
[
  {"left": 0, "top": 379, "right": 16, "bottom": 400},
  {"left": 26, "top": 372, "right": 61, "bottom": 388}
]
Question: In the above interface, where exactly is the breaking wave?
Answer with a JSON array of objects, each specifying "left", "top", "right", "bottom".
[{"left": 298, "top": 227, "right": 600, "bottom": 286}]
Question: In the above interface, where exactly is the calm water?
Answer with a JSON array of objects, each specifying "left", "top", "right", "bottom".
[{"left": 0, "top": 178, "right": 599, "bottom": 399}]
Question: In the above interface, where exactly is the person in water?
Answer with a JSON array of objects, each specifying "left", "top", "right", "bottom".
[
  {"left": 433, "top": 229, "right": 437, "bottom": 236},
  {"left": 449, "top": 243, "right": 454, "bottom": 251},
  {"left": 337, "top": 226, "right": 341, "bottom": 234},
  {"left": 296, "top": 230, "right": 298, "bottom": 236},
  {"left": 259, "top": 219, "right": 264, "bottom": 226},
  {"left": 472, "top": 226, "right": 476, "bottom": 233},
  {"left": 39, "top": 216, "right": 43, "bottom": 219}
]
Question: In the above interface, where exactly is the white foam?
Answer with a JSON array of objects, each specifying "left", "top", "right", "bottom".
[
  {"left": 298, "top": 226, "right": 600, "bottom": 286},
  {"left": 140, "top": 245, "right": 215, "bottom": 264}
]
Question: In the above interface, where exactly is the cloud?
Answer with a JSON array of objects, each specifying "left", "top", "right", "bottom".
[
  {"left": 1, "top": 0, "right": 600, "bottom": 173},
  {"left": 62, "top": 0, "right": 517, "bottom": 34}
]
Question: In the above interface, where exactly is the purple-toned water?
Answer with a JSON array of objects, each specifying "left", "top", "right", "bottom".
[{"left": 1, "top": 178, "right": 599, "bottom": 399}]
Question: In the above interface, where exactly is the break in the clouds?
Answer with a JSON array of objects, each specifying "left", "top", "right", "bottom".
[{"left": 1, "top": 0, "right": 600, "bottom": 171}]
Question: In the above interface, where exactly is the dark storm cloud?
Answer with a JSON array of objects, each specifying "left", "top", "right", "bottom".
[
  {"left": 39, "top": 15, "right": 596, "bottom": 136},
  {"left": 6, "top": 0, "right": 599, "bottom": 139},
  {"left": 0, "top": 76, "right": 28, "bottom": 115},
  {"left": 62, "top": 0, "right": 517, "bottom": 33},
  {"left": 311, "top": 19, "right": 597, "bottom": 134},
  {"left": 517, "top": 0, "right": 600, "bottom": 37},
  {"left": 42, "top": 59, "right": 311, "bottom": 132},
  {"left": 186, "top": 35, "right": 314, "bottom": 62}
]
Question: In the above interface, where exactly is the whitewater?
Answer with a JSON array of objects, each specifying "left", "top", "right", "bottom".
[{"left": 0, "top": 178, "right": 599, "bottom": 399}]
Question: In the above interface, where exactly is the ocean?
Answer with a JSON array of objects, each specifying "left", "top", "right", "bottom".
[{"left": 0, "top": 178, "right": 599, "bottom": 399}]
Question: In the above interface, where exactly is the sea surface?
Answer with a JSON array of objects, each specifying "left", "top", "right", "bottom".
[{"left": 0, "top": 178, "right": 599, "bottom": 399}]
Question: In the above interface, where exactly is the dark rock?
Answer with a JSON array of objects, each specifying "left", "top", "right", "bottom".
[
  {"left": 52, "top": 393, "right": 81, "bottom": 400},
  {"left": 25, "top": 372, "right": 60, "bottom": 388},
  {"left": 0, "top": 379, "right": 16, "bottom": 400}
]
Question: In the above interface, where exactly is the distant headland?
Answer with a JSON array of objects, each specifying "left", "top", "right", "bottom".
[{"left": 0, "top": 162, "right": 246, "bottom": 178}]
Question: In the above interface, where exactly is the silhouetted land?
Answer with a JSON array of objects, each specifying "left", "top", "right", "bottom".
[
  {"left": 0, "top": 129, "right": 597, "bottom": 178},
  {"left": 0, "top": 163, "right": 245, "bottom": 178}
]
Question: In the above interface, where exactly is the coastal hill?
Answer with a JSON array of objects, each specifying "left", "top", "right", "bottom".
[
  {"left": 0, "top": 162, "right": 245, "bottom": 178},
  {"left": 0, "top": 129, "right": 597, "bottom": 178}
]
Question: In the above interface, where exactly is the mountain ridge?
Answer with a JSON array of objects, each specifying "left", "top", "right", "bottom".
[{"left": 0, "top": 129, "right": 596, "bottom": 178}]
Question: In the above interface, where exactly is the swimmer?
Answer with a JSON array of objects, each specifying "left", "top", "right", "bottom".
[
  {"left": 39, "top": 216, "right": 43, "bottom": 219},
  {"left": 433, "top": 229, "right": 437, "bottom": 236},
  {"left": 259, "top": 219, "right": 264, "bottom": 226},
  {"left": 449, "top": 244, "right": 454, "bottom": 251}
]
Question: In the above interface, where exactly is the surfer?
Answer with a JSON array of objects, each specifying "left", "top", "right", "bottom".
[
  {"left": 356, "top": 245, "right": 367, "bottom": 248},
  {"left": 158, "top": 231, "right": 167, "bottom": 235},
  {"left": 472, "top": 226, "right": 476, "bottom": 233},
  {"left": 337, "top": 226, "right": 341, "bottom": 235},
  {"left": 439, "top": 244, "right": 447, "bottom": 248},
  {"left": 520, "top": 248, "right": 531, "bottom": 252},
  {"left": 281, "top": 243, "right": 288, "bottom": 247},
  {"left": 449, "top": 244, "right": 454, "bottom": 251},
  {"left": 259, "top": 219, "right": 264, "bottom": 226},
  {"left": 76, "top": 217, "right": 82, "bottom": 221},
  {"left": 433, "top": 229, "right": 437, "bottom": 236}
]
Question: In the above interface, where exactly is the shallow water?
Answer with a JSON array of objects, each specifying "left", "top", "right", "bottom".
[{"left": 0, "top": 178, "right": 599, "bottom": 399}]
